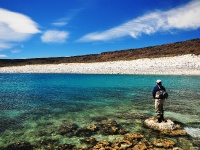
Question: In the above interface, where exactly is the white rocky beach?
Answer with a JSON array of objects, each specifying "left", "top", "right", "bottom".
[{"left": 0, "top": 54, "right": 200, "bottom": 75}]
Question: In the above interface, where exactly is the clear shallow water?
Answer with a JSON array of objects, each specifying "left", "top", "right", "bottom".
[{"left": 0, "top": 74, "right": 200, "bottom": 149}]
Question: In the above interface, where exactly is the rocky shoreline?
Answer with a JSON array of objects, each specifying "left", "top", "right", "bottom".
[
  {"left": 2, "top": 117, "right": 197, "bottom": 150},
  {"left": 0, "top": 54, "right": 200, "bottom": 75}
]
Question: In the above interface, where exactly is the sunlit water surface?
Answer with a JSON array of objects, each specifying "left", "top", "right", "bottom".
[{"left": 0, "top": 74, "right": 199, "bottom": 149}]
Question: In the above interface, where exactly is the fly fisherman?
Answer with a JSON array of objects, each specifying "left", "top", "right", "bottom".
[{"left": 152, "top": 80, "right": 167, "bottom": 123}]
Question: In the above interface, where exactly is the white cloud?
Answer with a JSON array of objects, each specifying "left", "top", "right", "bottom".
[
  {"left": 52, "top": 18, "right": 68, "bottom": 27},
  {"left": 41, "top": 30, "right": 69, "bottom": 43},
  {"left": 0, "top": 42, "right": 12, "bottom": 50},
  {"left": 167, "top": 0, "right": 200, "bottom": 29},
  {"left": 11, "top": 50, "right": 21, "bottom": 53},
  {"left": 0, "top": 54, "right": 7, "bottom": 58},
  {"left": 78, "top": 0, "right": 200, "bottom": 42},
  {"left": 0, "top": 8, "right": 40, "bottom": 50},
  {"left": 52, "top": 21, "right": 68, "bottom": 27}
]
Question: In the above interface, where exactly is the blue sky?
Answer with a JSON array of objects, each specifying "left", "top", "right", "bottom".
[{"left": 0, "top": 0, "right": 200, "bottom": 59}]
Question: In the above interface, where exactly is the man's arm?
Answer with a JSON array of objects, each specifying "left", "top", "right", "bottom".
[{"left": 152, "top": 86, "right": 158, "bottom": 99}]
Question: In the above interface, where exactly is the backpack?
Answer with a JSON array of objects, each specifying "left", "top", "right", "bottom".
[{"left": 155, "top": 86, "right": 168, "bottom": 99}]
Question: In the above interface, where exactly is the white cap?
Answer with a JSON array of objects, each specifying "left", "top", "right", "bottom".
[{"left": 156, "top": 79, "right": 162, "bottom": 83}]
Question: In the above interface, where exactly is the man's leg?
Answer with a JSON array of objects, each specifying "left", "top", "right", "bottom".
[
  {"left": 160, "top": 99, "right": 165, "bottom": 121},
  {"left": 155, "top": 99, "right": 162, "bottom": 122}
]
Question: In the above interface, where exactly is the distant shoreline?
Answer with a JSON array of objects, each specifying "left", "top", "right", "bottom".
[{"left": 0, "top": 54, "right": 200, "bottom": 75}]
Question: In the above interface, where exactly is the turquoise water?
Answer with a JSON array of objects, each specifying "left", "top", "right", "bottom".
[{"left": 0, "top": 74, "right": 200, "bottom": 149}]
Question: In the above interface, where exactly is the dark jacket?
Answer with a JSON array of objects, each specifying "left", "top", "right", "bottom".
[{"left": 152, "top": 85, "right": 166, "bottom": 99}]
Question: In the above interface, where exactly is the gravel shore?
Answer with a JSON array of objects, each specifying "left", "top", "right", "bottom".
[{"left": 0, "top": 54, "right": 200, "bottom": 75}]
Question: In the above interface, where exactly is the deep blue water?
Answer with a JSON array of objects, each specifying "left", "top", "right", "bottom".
[{"left": 0, "top": 74, "right": 200, "bottom": 148}]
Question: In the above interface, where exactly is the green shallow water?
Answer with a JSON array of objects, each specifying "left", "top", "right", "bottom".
[{"left": 0, "top": 74, "right": 200, "bottom": 149}]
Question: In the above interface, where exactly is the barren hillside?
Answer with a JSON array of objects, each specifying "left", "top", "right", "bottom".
[{"left": 0, "top": 38, "right": 199, "bottom": 67}]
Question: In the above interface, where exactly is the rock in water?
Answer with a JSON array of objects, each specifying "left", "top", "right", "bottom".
[
  {"left": 152, "top": 139, "right": 175, "bottom": 148},
  {"left": 144, "top": 117, "right": 187, "bottom": 136},
  {"left": 144, "top": 117, "right": 176, "bottom": 131}
]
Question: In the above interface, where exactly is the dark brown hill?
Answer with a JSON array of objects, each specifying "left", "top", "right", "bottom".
[{"left": 0, "top": 38, "right": 199, "bottom": 67}]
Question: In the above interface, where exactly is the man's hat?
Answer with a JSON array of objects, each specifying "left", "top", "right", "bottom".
[{"left": 156, "top": 79, "right": 162, "bottom": 83}]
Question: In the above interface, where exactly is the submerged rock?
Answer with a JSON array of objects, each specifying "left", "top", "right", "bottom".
[
  {"left": 34, "top": 138, "right": 60, "bottom": 150},
  {"left": 5, "top": 142, "right": 33, "bottom": 150},
  {"left": 124, "top": 133, "right": 153, "bottom": 149},
  {"left": 162, "top": 129, "right": 187, "bottom": 136},
  {"left": 144, "top": 117, "right": 187, "bottom": 136},
  {"left": 76, "top": 125, "right": 98, "bottom": 137},
  {"left": 124, "top": 133, "right": 144, "bottom": 141},
  {"left": 90, "top": 116, "right": 108, "bottom": 122},
  {"left": 90, "top": 132, "right": 184, "bottom": 150},
  {"left": 55, "top": 144, "right": 75, "bottom": 150},
  {"left": 80, "top": 137, "right": 98, "bottom": 145},
  {"left": 58, "top": 123, "right": 79, "bottom": 136},
  {"left": 152, "top": 139, "right": 175, "bottom": 148},
  {"left": 192, "top": 140, "right": 200, "bottom": 148},
  {"left": 57, "top": 119, "right": 128, "bottom": 138},
  {"left": 95, "top": 119, "right": 128, "bottom": 135},
  {"left": 38, "top": 138, "right": 58, "bottom": 146},
  {"left": 112, "top": 140, "right": 133, "bottom": 149},
  {"left": 119, "top": 113, "right": 150, "bottom": 120},
  {"left": 92, "top": 141, "right": 112, "bottom": 149}
]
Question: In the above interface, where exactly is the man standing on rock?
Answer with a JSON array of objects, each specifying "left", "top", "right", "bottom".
[{"left": 152, "top": 80, "right": 167, "bottom": 123}]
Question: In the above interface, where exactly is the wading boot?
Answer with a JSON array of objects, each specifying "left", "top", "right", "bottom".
[
  {"left": 158, "top": 117, "right": 162, "bottom": 123},
  {"left": 157, "top": 114, "right": 162, "bottom": 123},
  {"left": 161, "top": 114, "right": 165, "bottom": 122}
]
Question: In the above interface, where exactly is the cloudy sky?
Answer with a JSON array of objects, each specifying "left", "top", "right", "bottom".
[{"left": 0, "top": 0, "right": 200, "bottom": 59}]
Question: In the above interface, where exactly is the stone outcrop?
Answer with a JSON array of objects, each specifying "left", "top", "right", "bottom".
[{"left": 144, "top": 117, "right": 187, "bottom": 136}]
